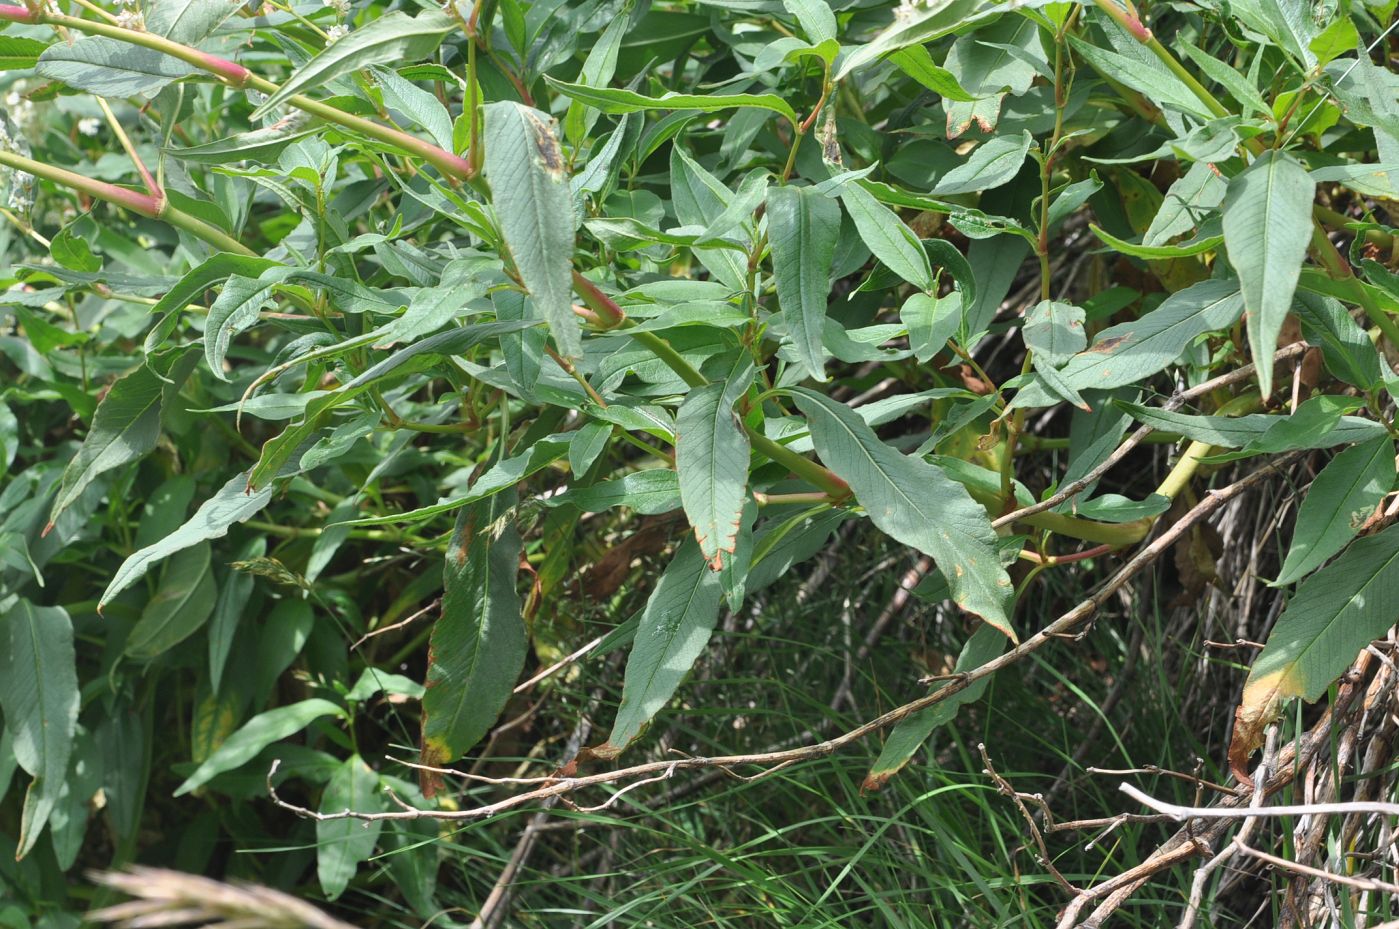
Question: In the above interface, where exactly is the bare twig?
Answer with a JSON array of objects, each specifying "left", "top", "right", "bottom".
[{"left": 979, "top": 743, "right": 1083, "bottom": 897}]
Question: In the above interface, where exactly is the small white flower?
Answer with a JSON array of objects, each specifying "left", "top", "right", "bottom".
[
  {"left": 323, "top": 0, "right": 350, "bottom": 15},
  {"left": 77, "top": 117, "right": 101, "bottom": 136},
  {"left": 325, "top": 23, "right": 348, "bottom": 41},
  {"left": 116, "top": 6, "right": 145, "bottom": 29}
]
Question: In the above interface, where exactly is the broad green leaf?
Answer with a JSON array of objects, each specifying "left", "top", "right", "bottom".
[
  {"left": 1222, "top": 150, "right": 1315, "bottom": 397},
  {"left": 317, "top": 755, "right": 385, "bottom": 900},
  {"left": 547, "top": 469, "right": 681, "bottom": 515},
  {"left": 768, "top": 184, "right": 839, "bottom": 381},
  {"left": 902, "top": 292, "right": 960, "bottom": 361},
  {"left": 484, "top": 102, "right": 580, "bottom": 357},
  {"left": 864, "top": 622, "right": 1005, "bottom": 789},
  {"left": 125, "top": 543, "right": 216, "bottom": 660},
  {"left": 147, "top": 0, "right": 240, "bottom": 43},
  {"left": 174, "top": 698, "right": 346, "bottom": 796},
  {"left": 101, "top": 470, "right": 277, "bottom": 608},
  {"left": 836, "top": 0, "right": 987, "bottom": 79},
  {"left": 420, "top": 494, "right": 526, "bottom": 776},
  {"left": 37, "top": 39, "right": 194, "bottom": 97},
  {"left": 1067, "top": 35, "right": 1214, "bottom": 120},
  {"left": 373, "top": 66, "right": 455, "bottom": 153},
  {"left": 1057, "top": 280, "right": 1242, "bottom": 392},
  {"left": 784, "top": 0, "right": 837, "bottom": 43},
  {"left": 166, "top": 125, "right": 321, "bottom": 165},
  {"left": 931, "top": 130, "right": 1032, "bottom": 196},
  {"left": 839, "top": 182, "right": 933, "bottom": 290},
  {"left": 209, "top": 536, "right": 263, "bottom": 694},
  {"left": 792, "top": 389, "right": 1014, "bottom": 636},
  {"left": 47, "top": 346, "right": 200, "bottom": 531},
  {"left": 1117, "top": 399, "right": 1385, "bottom": 449},
  {"left": 1144, "top": 161, "right": 1227, "bottom": 247},
  {"left": 1294, "top": 291, "right": 1382, "bottom": 390},
  {"left": 1023, "top": 300, "right": 1085, "bottom": 365},
  {"left": 670, "top": 145, "right": 748, "bottom": 292},
  {"left": 0, "top": 599, "right": 78, "bottom": 859},
  {"left": 1239, "top": 523, "right": 1399, "bottom": 761},
  {"left": 251, "top": 10, "right": 455, "bottom": 119},
  {"left": 149, "top": 252, "right": 282, "bottom": 325},
  {"left": 1178, "top": 44, "right": 1270, "bottom": 117},
  {"left": 596, "top": 538, "right": 724, "bottom": 756},
  {"left": 546, "top": 78, "right": 799, "bottom": 126},
  {"left": 676, "top": 383, "right": 750, "bottom": 568},
  {"left": 1274, "top": 436, "right": 1395, "bottom": 587},
  {"left": 205, "top": 272, "right": 284, "bottom": 377}
]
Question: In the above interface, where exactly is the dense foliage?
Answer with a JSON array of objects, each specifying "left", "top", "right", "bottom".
[{"left": 1, "top": 0, "right": 1399, "bottom": 923}]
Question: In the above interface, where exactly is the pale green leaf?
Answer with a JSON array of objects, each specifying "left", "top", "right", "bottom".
[
  {"left": 676, "top": 383, "right": 750, "bottom": 568},
  {"left": 768, "top": 184, "right": 839, "bottom": 382},
  {"left": 839, "top": 182, "right": 933, "bottom": 290},
  {"left": 317, "top": 755, "right": 385, "bottom": 900},
  {"left": 931, "top": 131, "right": 1032, "bottom": 196},
  {"left": 125, "top": 542, "right": 216, "bottom": 660},
  {"left": 546, "top": 78, "right": 799, "bottom": 125},
  {"left": 174, "top": 698, "right": 346, "bottom": 796}
]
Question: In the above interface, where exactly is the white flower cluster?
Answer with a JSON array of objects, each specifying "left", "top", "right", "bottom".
[
  {"left": 0, "top": 112, "right": 35, "bottom": 214},
  {"left": 116, "top": 0, "right": 146, "bottom": 31},
  {"left": 325, "top": 23, "right": 347, "bottom": 41},
  {"left": 78, "top": 116, "right": 101, "bottom": 136},
  {"left": 323, "top": 0, "right": 349, "bottom": 16}
]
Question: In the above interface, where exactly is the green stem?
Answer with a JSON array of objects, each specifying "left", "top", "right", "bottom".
[{"left": 0, "top": 148, "right": 253, "bottom": 255}]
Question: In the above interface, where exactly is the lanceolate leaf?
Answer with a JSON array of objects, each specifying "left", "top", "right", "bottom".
[
  {"left": 597, "top": 538, "right": 724, "bottom": 756},
  {"left": 419, "top": 493, "right": 526, "bottom": 790},
  {"left": 0, "top": 599, "right": 78, "bottom": 859},
  {"left": 1233, "top": 523, "right": 1399, "bottom": 777},
  {"left": 47, "top": 345, "right": 200, "bottom": 531},
  {"left": 483, "top": 102, "right": 581, "bottom": 357},
  {"left": 792, "top": 389, "right": 1014, "bottom": 637},
  {"left": 546, "top": 79, "right": 799, "bottom": 125},
  {"left": 174, "top": 698, "right": 346, "bottom": 796},
  {"left": 839, "top": 182, "right": 933, "bottom": 291},
  {"left": 1117, "top": 400, "right": 1385, "bottom": 449},
  {"left": 317, "top": 755, "right": 385, "bottom": 900},
  {"left": 125, "top": 542, "right": 217, "bottom": 660},
  {"left": 37, "top": 39, "right": 195, "bottom": 97},
  {"left": 931, "top": 130, "right": 1032, "bottom": 196},
  {"left": 676, "top": 383, "right": 750, "bottom": 568},
  {"left": 1274, "top": 436, "right": 1395, "bottom": 587},
  {"left": 864, "top": 622, "right": 1005, "bottom": 789},
  {"left": 767, "top": 184, "right": 840, "bottom": 382},
  {"left": 1022, "top": 300, "right": 1085, "bottom": 366},
  {"left": 1222, "top": 150, "right": 1315, "bottom": 397},
  {"left": 251, "top": 10, "right": 455, "bottom": 118}
]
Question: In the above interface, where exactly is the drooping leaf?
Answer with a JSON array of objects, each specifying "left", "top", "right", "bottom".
[
  {"left": 251, "top": 10, "right": 455, "bottom": 119},
  {"left": 47, "top": 346, "right": 200, "bottom": 531},
  {"left": 595, "top": 538, "right": 724, "bottom": 757},
  {"left": 317, "top": 755, "right": 385, "bottom": 900},
  {"left": 1022, "top": 300, "right": 1086, "bottom": 366},
  {"left": 418, "top": 493, "right": 526, "bottom": 788},
  {"left": 483, "top": 102, "right": 581, "bottom": 357},
  {"left": 125, "top": 542, "right": 217, "bottom": 661},
  {"left": 0, "top": 598, "right": 78, "bottom": 859},
  {"left": 676, "top": 382, "right": 750, "bottom": 568},
  {"left": 1233, "top": 523, "right": 1399, "bottom": 777},
  {"left": 1221, "top": 150, "right": 1315, "bottom": 397},
  {"left": 792, "top": 389, "right": 1014, "bottom": 636},
  {"left": 1117, "top": 399, "right": 1385, "bottom": 449},
  {"left": 1274, "top": 436, "right": 1395, "bottom": 587},
  {"left": 174, "top": 698, "right": 346, "bottom": 796},
  {"left": 767, "top": 184, "right": 840, "bottom": 381},
  {"left": 864, "top": 622, "right": 1005, "bottom": 789}
]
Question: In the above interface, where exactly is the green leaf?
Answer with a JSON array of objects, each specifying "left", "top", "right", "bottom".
[
  {"left": 596, "top": 537, "right": 724, "bottom": 756},
  {"left": 147, "top": 0, "right": 240, "bottom": 43},
  {"left": 1274, "top": 436, "right": 1395, "bottom": 587},
  {"left": 931, "top": 131, "right": 1032, "bottom": 196},
  {"left": 1221, "top": 150, "right": 1315, "bottom": 398},
  {"left": 251, "top": 10, "right": 455, "bottom": 119},
  {"left": 317, "top": 755, "right": 385, "bottom": 900},
  {"left": 125, "top": 542, "right": 217, "bottom": 660},
  {"left": 792, "top": 389, "right": 1014, "bottom": 637},
  {"left": 839, "top": 182, "right": 933, "bottom": 290},
  {"left": 546, "top": 78, "right": 799, "bottom": 126},
  {"left": 547, "top": 469, "right": 681, "bottom": 516},
  {"left": 101, "top": 470, "right": 278, "bottom": 609},
  {"left": 1090, "top": 223, "right": 1223, "bottom": 259},
  {"left": 676, "top": 383, "right": 750, "bottom": 569},
  {"left": 888, "top": 45, "right": 975, "bottom": 101},
  {"left": 836, "top": 0, "right": 987, "bottom": 79},
  {"left": 484, "top": 102, "right": 581, "bottom": 357},
  {"left": 1242, "top": 522, "right": 1399, "bottom": 727},
  {"left": 174, "top": 698, "right": 346, "bottom": 796},
  {"left": 1067, "top": 35, "right": 1214, "bottom": 120},
  {"left": 37, "top": 38, "right": 195, "bottom": 97},
  {"left": 670, "top": 146, "right": 748, "bottom": 292},
  {"left": 0, "top": 37, "right": 47, "bottom": 71},
  {"left": 47, "top": 346, "right": 200, "bottom": 531},
  {"left": 419, "top": 494, "right": 526, "bottom": 774},
  {"left": 563, "top": 15, "right": 628, "bottom": 146},
  {"left": 1178, "top": 44, "right": 1270, "bottom": 117},
  {"left": 1145, "top": 161, "right": 1227, "bottom": 247},
  {"left": 767, "top": 184, "right": 840, "bottom": 382},
  {"left": 1023, "top": 300, "right": 1085, "bottom": 366},
  {"left": 863, "top": 622, "right": 1005, "bottom": 789},
  {"left": 1294, "top": 291, "right": 1382, "bottom": 390},
  {"left": 1117, "top": 399, "right": 1385, "bottom": 449},
  {"left": 902, "top": 292, "right": 960, "bottom": 362},
  {"left": 0, "top": 599, "right": 78, "bottom": 859}
]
